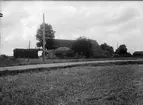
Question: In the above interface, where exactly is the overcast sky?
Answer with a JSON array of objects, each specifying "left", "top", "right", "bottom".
[{"left": 1, "top": 1, "right": 143, "bottom": 56}]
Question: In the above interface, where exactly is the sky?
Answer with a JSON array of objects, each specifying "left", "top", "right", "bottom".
[{"left": 1, "top": 1, "right": 143, "bottom": 56}]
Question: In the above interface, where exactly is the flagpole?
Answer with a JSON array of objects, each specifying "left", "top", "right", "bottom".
[{"left": 43, "top": 13, "right": 46, "bottom": 62}]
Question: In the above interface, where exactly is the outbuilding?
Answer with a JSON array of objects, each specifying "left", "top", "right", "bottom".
[{"left": 133, "top": 51, "right": 143, "bottom": 57}]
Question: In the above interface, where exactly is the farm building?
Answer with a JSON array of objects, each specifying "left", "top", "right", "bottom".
[
  {"left": 13, "top": 49, "right": 39, "bottom": 58},
  {"left": 50, "top": 39, "right": 109, "bottom": 58},
  {"left": 133, "top": 51, "right": 143, "bottom": 57},
  {"left": 53, "top": 39, "right": 74, "bottom": 48}
]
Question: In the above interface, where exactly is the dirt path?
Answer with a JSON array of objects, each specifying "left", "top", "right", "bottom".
[{"left": 1, "top": 59, "right": 143, "bottom": 72}]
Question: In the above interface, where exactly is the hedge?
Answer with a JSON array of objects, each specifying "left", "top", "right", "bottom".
[
  {"left": 13, "top": 49, "right": 39, "bottom": 58},
  {"left": 55, "top": 47, "right": 75, "bottom": 58}
]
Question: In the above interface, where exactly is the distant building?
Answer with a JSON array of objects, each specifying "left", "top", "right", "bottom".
[
  {"left": 53, "top": 39, "right": 74, "bottom": 48},
  {"left": 133, "top": 51, "right": 143, "bottom": 57},
  {"left": 0, "top": 13, "right": 3, "bottom": 17},
  {"left": 51, "top": 39, "right": 109, "bottom": 58}
]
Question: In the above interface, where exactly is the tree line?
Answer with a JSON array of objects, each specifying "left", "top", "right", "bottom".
[
  {"left": 35, "top": 23, "right": 133, "bottom": 58},
  {"left": 12, "top": 22, "right": 137, "bottom": 59}
]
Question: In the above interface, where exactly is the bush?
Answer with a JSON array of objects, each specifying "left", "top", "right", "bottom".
[
  {"left": 126, "top": 52, "right": 132, "bottom": 57},
  {"left": 66, "top": 49, "right": 75, "bottom": 57},
  {"left": 55, "top": 47, "right": 75, "bottom": 58},
  {"left": 100, "top": 43, "right": 114, "bottom": 56},
  {"left": 44, "top": 50, "right": 57, "bottom": 59},
  {"left": 113, "top": 54, "right": 120, "bottom": 57},
  {"left": 0, "top": 54, "right": 9, "bottom": 60},
  {"left": 72, "top": 37, "right": 92, "bottom": 58},
  {"left": 113, "top": 52, "right": 132, "bottom": 57}
]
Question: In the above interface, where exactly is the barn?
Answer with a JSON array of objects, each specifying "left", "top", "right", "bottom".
[
  {"left": 50, "top": 39, "right": 109, "bottom": 58},
  {"left": 133, "top": 51, "right": 143, "bottom": 57}
]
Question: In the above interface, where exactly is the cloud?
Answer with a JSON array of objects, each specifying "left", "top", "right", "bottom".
[
  {"left": 1, "top": 1, "right": 143, "bottom": 55},
  {"left": 105, "top": 8, "right": 140, "bottom": 26}
]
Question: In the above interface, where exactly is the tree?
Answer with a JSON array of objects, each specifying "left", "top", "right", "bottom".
[
  {"left": 115, "top": 44, "right": 127, "bottom": 57},
  {"left": 126, "top": 52, "right": 132, "bottom": 57},
  {"left": 100, "top": 43, "right": 114, "bottom": 56},
  {"left": 72, "top": 36, "right": 92, "bottom": 58},
  {"left": 36, "top": 23, "right": 55, "bottom": 50}
]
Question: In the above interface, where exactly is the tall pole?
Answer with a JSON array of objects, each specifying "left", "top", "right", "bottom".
[
  {"left": 28, "top": 40, "right": 30, "bottom": 62},
  {"left": 43, "top": 13, "right": 46, "bottom": 62},
  {"left": 29, "top": 40, "right": 30, "bottom": 49},
  {"left": 0, "top": 1, "right": 3, "bottom": 55}
]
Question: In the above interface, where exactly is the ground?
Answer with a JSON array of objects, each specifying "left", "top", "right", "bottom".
[
  {"left": 0, "top": 56, "right": 142, "bottom": 67},
  {"left": 0, "top": 65, "right": 143, "bottom": 105}
]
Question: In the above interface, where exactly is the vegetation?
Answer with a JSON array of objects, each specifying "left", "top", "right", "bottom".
[
  {"left": 55, "top": 47, "right": 75, "bottom": 58},
  {"left": 115, "top": 44, "right": 128, "bottom": 57},
  {"left": 100, "top": 43, "right": 114, "bottom": 57},
  {"left": 72, "top": 37, "right": 92, "bottom": 58},
  {"left": 36, "top": 23, "right": 55, "bottom": 50},
  {"left": 0, "top": 54, "right": 9, "bottom": 60},
  {"left": 0, "top": 65, "right": 143, "bottom": 105},
  {"left": 1, "top": 53, "right": 142, "bottom": 67},
  {"left": 126, "top": 52, "right": 132, "bottom": 57}
]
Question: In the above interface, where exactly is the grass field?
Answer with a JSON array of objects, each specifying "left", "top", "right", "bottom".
[{"left": 0, "top": 65, "right": 143, "bottom": 105}]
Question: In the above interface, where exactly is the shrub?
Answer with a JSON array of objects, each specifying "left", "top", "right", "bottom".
[
  {"left": 126, "top": 52, "right": 132, "bottom": 57},
  {"left": 66, "top": 49, "right": 75, "bottom": 57},
  {"left": 100, "top": 43, "right": 114, "bottom": 56},
  {"left": 72, "top": 37, "right": 92, "bottom": 58},
  {"left": 113, "top": 54, "right": 120, "bottom": 57},
  {"left": 45, "top": 50, "right": 57, "bottom": 59},
  {"left": 55, "top": 47, "right": 75, "bottom": 58},
  {"left": 0, "top": 54, "right": 9, "bottom": 60}
]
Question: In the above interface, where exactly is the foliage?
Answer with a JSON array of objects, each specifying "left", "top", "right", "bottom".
[
  {"left": 55, "top": 47, "right": 75, "bottom": 58},
  {"left": 45, "top": 39, "right": 55, "bottom": 49},
  {"left": 44, "top": 50, "right": 56, "bottom": 59},
  {"left": 0, "top": 54, "right": 9, "bottom": 60},
  {"left": 126, "top": 52, "right": 132, "bottom": 57},
  {"left": 100, "top": 43, "right": 114, "bottom": 57},
  {"left": 36, "top": 23, "right": 55, "bottom": 50},
  {"left": 115, "top": 44, "right": 128, "bottom": 57},
  {"left": 13, "top": 49, "right": 39, "bottom": 58},
  {"left": 71, "top": 36, "right": 92, "bottom": 58}
]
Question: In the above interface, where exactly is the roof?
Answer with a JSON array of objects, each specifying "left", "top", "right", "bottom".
[
  {"left": 53, "top": 39, "right": 75, "bottom": 48},
  {"left": 133, "top": 51, "right": 143, "bottom": 55},
  {"left": 53, "top": 39, "right": 100, "bottom": 48}
]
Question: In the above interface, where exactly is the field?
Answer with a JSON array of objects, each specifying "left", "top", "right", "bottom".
[
  {"left": 0, "top": 64, "right": 143, "bottom": 105},
  {"left": 0, "top": 56, "right": 143, "bottom": 67}
]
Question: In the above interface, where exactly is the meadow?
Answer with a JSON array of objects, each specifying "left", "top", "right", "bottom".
[{"left": 0, "top": 64, "right": 143, "bottom": 105}]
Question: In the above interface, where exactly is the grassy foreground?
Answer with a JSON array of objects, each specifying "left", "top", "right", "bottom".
[{"left": 0, "top": 65, "right": 143, "bottom": 105}]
